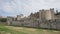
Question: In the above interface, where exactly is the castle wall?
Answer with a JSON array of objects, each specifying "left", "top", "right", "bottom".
[
  {"left": 8, "top": 19, "right": 60, "bottom": 30},
  {"left": 7, "top": 8, "right": 60, "bottom": 30}
]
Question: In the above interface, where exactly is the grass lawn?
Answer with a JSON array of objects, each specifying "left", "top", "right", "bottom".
[{"left": 0, "top": 25, "right": 60, "bottom": 34}]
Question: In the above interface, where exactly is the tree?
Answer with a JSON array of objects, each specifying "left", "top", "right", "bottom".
[{"left": 0, "top": 18, "right": 7, "bottom": 22}]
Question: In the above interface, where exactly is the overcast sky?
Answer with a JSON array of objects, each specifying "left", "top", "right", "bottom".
[{"left": 0, "top": 0, "right": 60, "bottom": 16}]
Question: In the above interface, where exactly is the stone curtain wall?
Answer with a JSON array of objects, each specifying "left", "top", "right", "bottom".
[
  {"left": 8, "top": 19, "right": 60, "bottom": 30},
  {"left": 39, "top": 20, "right": 60, "bottom": 30},
  {"left": 40, "top": 20, "right": 60, "bottom": 30}
]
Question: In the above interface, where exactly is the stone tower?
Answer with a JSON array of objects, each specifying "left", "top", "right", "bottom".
[
  {"left": 39, "top": 8, "right": 55, "bottom": 22},
  {"left": 50, "top": 8, "right": 55, "bottom": 20}
]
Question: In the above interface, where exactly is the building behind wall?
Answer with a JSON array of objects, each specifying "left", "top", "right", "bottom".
[
  {"left": 29, "top": 12, "right": 39, "bottom": 19},
  {"left": 17, "top": 14, "right": 24, "bottom": 20},
  {"left": 7, "top": 8, "right": 60, "bottom": 22},
  {"left": 29, "top": 8, "right": 60, "bottom": 22},
  {"left": 55, "top": 12, "right": 60, "bottom": 19},
  {"left": 7, "top": 16, "right": 16, "bottom": 25}
]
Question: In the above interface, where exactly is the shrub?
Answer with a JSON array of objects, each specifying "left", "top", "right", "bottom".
[{"left": 0, "top": 18, "right": 7, "bottom": 22}]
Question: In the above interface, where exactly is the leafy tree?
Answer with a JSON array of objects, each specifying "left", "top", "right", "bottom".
[{"left": 0, "top": 18, "right": 7, "bottom": 22}]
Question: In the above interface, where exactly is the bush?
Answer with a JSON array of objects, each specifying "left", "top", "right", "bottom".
[{"left": 0, "top": 18, "right": 7, "bottom": 22}]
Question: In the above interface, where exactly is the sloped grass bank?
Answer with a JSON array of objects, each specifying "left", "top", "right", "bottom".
[
  {"left": 6, "top": 26, "right": 60, "bottom": 34},
  {"left": 0, "top": 25, "right": 27, "bottom": 34},
  {"left": 0, "top": 24, "right": 60, "bottom": 34}
]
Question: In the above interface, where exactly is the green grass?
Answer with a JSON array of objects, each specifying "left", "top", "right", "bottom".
[
  {"left": 0, "top": 25, "right": 60, "bottom": 34},
  {"left": 0, "top": 25, "right": 27, "bottom": 34}
]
